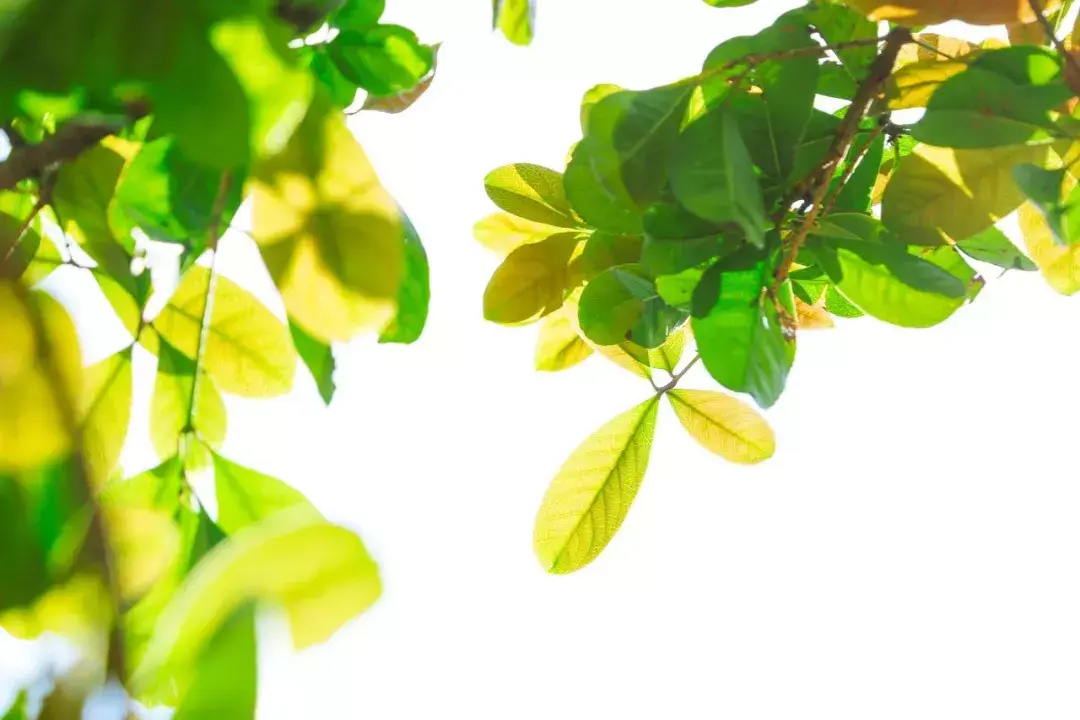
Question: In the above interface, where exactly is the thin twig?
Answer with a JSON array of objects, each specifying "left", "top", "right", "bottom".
[
  {"left": 656, "top": 354, "right": 701, "bottom": 394},
  {"left": 1, "top": 198, "right": 45, "bottom": 269},
  {"left": 1029, "top": 0, "right": 1080, "bottom": 77}
]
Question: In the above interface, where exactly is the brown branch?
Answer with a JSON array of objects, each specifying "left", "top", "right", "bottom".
[
  {"left": 1028, "top": 0, "right": 1080, "bottom": 79},
  {"left": 772, "top": 27, "right": 912, "bottom": 290}
]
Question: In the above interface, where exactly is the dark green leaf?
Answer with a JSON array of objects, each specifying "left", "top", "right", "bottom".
[
  {"left": 832, "top": 132, "right": 885, "bottom": 214},
  {"left": 311, "top": 50, "right": 360, "bottom": 108},
  {"left": 612, "top": 83, "right": 694, "bottom": 208},
  {"left": 0, "top": 477, "right": 49, "bottom": 611},
  {"left": 564, "top": 140, "right": 642, "bottom": 234},
  {"left": 578, "top": 232, "right": 643, "bottom": 280},
  {"left": 578, "top": 265, "right": 684, "bottom": 348},
  {"left": 290, "top": 320, "right": 336, "bottom": 405},
  {"left": 955, "top": 226, "right": 1036, "bottom": 270},
  {"left": 379, "top": 212, "right": 430, "bottom": 344},
  {"left": 328, "top": 25, "right": 433, "bottom": 97}
]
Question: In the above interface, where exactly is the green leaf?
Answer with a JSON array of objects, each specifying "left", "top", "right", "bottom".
[
  {"left": 692, "top": 260, "right": 792, "bottom": 409},
  {"left": 1, "top": 690, "right": 28, "bottom": 720},
  {"left": 379, "top": 213, "right": 430, "bottom": 344},
  {"left": 955, "top": 226, "right": 1036, "bottom": 271},
  {"left": 213, "top": 452, "right": 316, "bottom": 535},
  {"left": 311, "top": 50, "right": 360, "bottom": 109},
  {"left": 149, "top": 340, "right": 228, "bottom": 461},
  {"left": 80, "top": 348, "right": 133, "bottom": 486},
  {"left": 667, "top": 389, "right": 774, "bottom": 464},
  {"left": 328, "top": 25, "right": 433, "bottom": 97},
  {"left": 0, "top": 478, "right": 49, "bottom": 611},
  {"left": 1013, "top": 164, "right": 1080, "bottom": 246},
  {"left": 702, "top": 0, "right": 757, "bottom": 5},
  {"left": 100, "top": 457, "right": 183, "bottom": 515},
  {"left": 564, "top": 141, "right": 643, "bottom": 234},
  {"left": 534, "top": 397, "right": 659, "bottom": 574},
  {"left": 333, "top": 0, "right": 385, "bottom": 29},
  {"left": 578, "top": 265, "right": 685, "bottom": 348},
  {"left": 173, "top": 606, "right": 257, "bottom": 720},
  {"left": 804, "top": 2, "right": 877, "bottom": 77},
  {"left": 612, "top": 83, "right": 695, "bottom": 208},
  {"left": 131, "top": 508, "right": 381, "bottom": 703},
  {"left": 483, "top": 232, "right": 580, "bottom": 325},
  {"left": 578, "top": 232, "right": 643, "bottom": 280},
  {"left": 361, "top": 41, "right": 440, "bottom": 114},
  {"left": 493, "top": 0, "right": 536, "bottom": 46},
  {"left": 484, "top": 164, "right": 579, "bottom": 228},
  {"left": 833, "top": 132, "right": 885, "bottom": 214},
  {"left": 580, "top": 83, "right": 623, "bottom": 134},
  {"left": 669, "top": 108, "right": 768, "bottom": 248},
  {"left": 154, "top": 266, "right": 297, "bottom": 398},
  {"left": 290, "top": 320, "right": 336, "bottom": 405},
  {"left": 912, "top": 47, "right": 1071, "bottom": 148},
  {"left": 882, "top": 143, "right": 1049, "bottom": 245}
]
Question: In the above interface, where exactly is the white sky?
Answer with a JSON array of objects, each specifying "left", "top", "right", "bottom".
[{"left": 5, "top": 1, "right": 1080, "bottom": 718}]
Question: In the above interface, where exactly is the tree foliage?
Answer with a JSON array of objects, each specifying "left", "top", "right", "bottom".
[{"left": 2, "top": 0, "right": 1080, "bottom": 715}]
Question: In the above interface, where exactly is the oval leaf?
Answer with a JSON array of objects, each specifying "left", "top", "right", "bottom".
[
  {"left": 667, "top": 389, "right": 774, "bottom": 464},
  {"left": 484, "top": 163, "right": 579, "bottom": 228}
]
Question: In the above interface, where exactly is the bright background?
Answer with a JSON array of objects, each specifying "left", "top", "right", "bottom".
[{"left": 4, "top": 0, "right": 1080, "bottom": 717}]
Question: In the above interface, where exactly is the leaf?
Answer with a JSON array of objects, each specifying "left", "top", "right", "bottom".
[
  {"left": 578, "top": 265, "right": 684, "bottom": 348},
  {"left": 150, "top": 341, "right": 228, "bottom": 461},
  {"left": 483, "top": 232, "right": 580, "bottom": 325},
  {"left": 590, "top": 342, "right": 653, "bottom": 380},
  {"left": 533, "top": 397, "right": 659, "bottom": 574},
  {"left": 805, "top": 2, "right": 878, "bottom": 76},
  {"left": 580, "top": 83, "right": 623, "bottom": 134},
  {"left": 847, "top": 0, "right": 1061, "bottom": 26},
  {"left": 833, "top": 132, "right": 885, "bottom": 214},
  {"left": 691, "top": 261, "right": 791, "bottom": 409},
  {"left": 955, "top": 226, "right": 1036, "bottom": 271},
  {"left": 361, "top": 41, "right": 440, "bottom": 113},
  {"left": 795, "top": 296, "right": 835, "bottom": 329},
  {"left": 106, "top": 508, "right": 181, "bottom": 603},
  {"left": 882, "top": 143, "right": 1049, "bottom": 245},
  {"left": 80, "top": 348, "right": 133, "bottom": 487},
  {"left": 472, "top": 213, "right": 564, "bottom": 255},
  {"left": 564, "top": 139, "right": 642, "bottom": 234},
  {"left": 290, "top": 320, "right": 336, "bottom": 405},
  {"left": 885, "top": 59, "right": 972, "bottom": 110},
  {"left": 484, "top": 164, "right": 579, "bottom": 228},
  {"left": 1013, "top": 163, "right": 1080, "bottom": 246},
  {"left": 912, "top": 47, "right": 1070, "bottom": 149},
  {"left": 154, "top": 266, "right": 296, "bottom": 398},
  {"left": 648, "top": 326, "right": 685, "bottom": 374},
  {"left": 131, "top": 508, "right": 381, "bottom": 702},
  {"left": 667, "top": 389, "right": 774, "bottom": 464},
  {"left": 333, "top": 0, "right": 385, "bottom": 30},
  {"left": 0, "top": 285, "right": 81, "bottom": 473},
  {"left": 212, "top": 452, "right": 316, "bottom": 535},
  {"left": 535, "top": 306, "right": 593, "bottom": 372},
  {"left": 173, "top": 606, "right": 257, "bottom": 720},
  {"left": 1019, "top": 200, "right": 1080, "bottom": 294},
  {"left": 611, "top": 83, "right": 695, "bottom": 208},
  {"left": 578, "top": 231, "right": 643, "bottom": 280},
  {"left": 328, "top": 25, "right": 433, "bottom": 97},
  {"left": 493, "top": 0, "right": 536, "bottom": 45},
  {"left": 669, "top": 108, "right": 767, "bottom": 248},
  {"left": 379, "top": 212, "right": 429, "bottom": 344},
  {"left": 251, "top": 95, "right": 404, "bottom": 343}
]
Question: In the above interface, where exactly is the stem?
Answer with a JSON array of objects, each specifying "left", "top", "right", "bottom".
[
  {"left": 1, "top": 198, "right": 45, "bottom": 269},
  {"left": 1029, "top": 0, "right": 1080, "bottom": 78},
  {"left": 656, "top": 354, "right": 701, "bottom": 395},
  {"left": 13, "top": 282, "right": 126, "bottom": 680}
]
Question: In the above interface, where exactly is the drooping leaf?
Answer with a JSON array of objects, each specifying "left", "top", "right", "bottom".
[
  {"left": 290, "top": 320, "right": 336, "bottom": 405},
  {"left": 534, "top": 397, "right": 659, "bottom": 574},
  {"left": 361, "top": 41, "right": 440, "bottom": 114},
  {"left": 484, "top": 164, "right": 579, "bottom": 229},
  {"left": 154, "top": 266, "right": 296, "bottom": 398},
  {"left": 535, "top": 306, "right": 594, "bottom": 372},
  {"left": 833, "top": 132, "right": 885, "bottom": 214},
  {"left": 251, "top": 95, "right": 404, "bottom": 343},
  {"left": 483, "top": 232, "right": 580, "bottom": 325},
  {"left": 667, "top": 389, "right": 774, "bottom": 464},
  {"left": 379, "top": 212, "right": 429, "bottom": 344},
  {"left": 493, "top": 0, "right": 536, "bottom": 45},
  {"left": 328, "top": 25, "right": 433, "bottom": 97},
  {"left": 212, "top": 452, "right": 316, "bottom": 535},
  {"left": 80, "top": 348, "right": 133, "bottom": 486},
  {"left": 131, "top": 508, "right": 381, "bottom": 703},
  {"left": 955, "top": 226, "right": 1036, "bottom": 271},
  {"left": 472, "top": 213, "right": 564, "bottom": 255},
  {"left": 691, "top": 260, "right": 791, "bottom": 409}
]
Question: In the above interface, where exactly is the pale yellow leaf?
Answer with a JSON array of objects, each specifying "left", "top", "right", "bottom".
[
  {"left": 592, "top": 342, "right": 652, "bottom": 380},
  {"left": 535, "top": 306, "right": 593, "bottom": 371},
  {"left": 534, "top": 397, "right": 659, "bottom": 574},
  {"left": 154, "top": 266, "right": 296, "bottom": 397},
  {"left": 667, "top": 389, "right": 774, "bottom": 464},
  {"left": 80, "top": 348, "right": 133, "bottom": 487},
  {"left": 886, "top": 59, "right": 970, "bottom": 110},
  {"left": 1019, "top": 201, "right": 1080, "bottom": 295},
  {"left": 795, "top": 297, "right": 834, "bottom": 330},
  {"left": 250, "top": 98, "right": 403, "bottom": 343},
  {"left": 473, "top": 212, "right": 563, "bottom": 256}
]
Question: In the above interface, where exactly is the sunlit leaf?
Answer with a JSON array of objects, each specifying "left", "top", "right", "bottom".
[
  {"left": 667, "top": 389, "right": 774, "bottom": 464},
  {"left": 173, "top": 606, "right": 257, "bottom": 720},
  {"left": 106, "top": 508, "right": 180, "bottom": 603},
  {"left": 379, "top": 212, "right": 430, "bottom": 344},
  {"left": 361, "top": 42, "right": 440, "bottom": 114},
  {"left": 493, "top": 0, "right": 536, "bottom": 45},
  {"left": 473, "top": 212, "right": 564, "bottom": 255},
  {"left": 150, "top": 341, "right": 228, "bottom": 461},
  {"left": 580, "top": 83, "right": 623, "bottom": 134},
  {"left": 290, "top": 320, "right": 336, "bottom": 405},
  {"left": 1020, "top": 200, "right": 1080, "bottom": 294},
  {"left": 578, "top": 265, "right": 685, "bottom": 348},
  {"left": 535, "top": 306, "right": 593, "bottom": 372},
  {"left": 213, "top": 451, "right": 316, "bottom": 535},
  {"left": 847, "top": 0, "right": 1061, "bottom": 26},
  {"left": 484, "top": 164, "right": 580, "bottom": 229},
  {"left": 534, "top": 397, "right": 659, "bottom": 574},
  {"left": 80, "top": 348, "right": 133, "bottom": 487},
  {"left": 328, "top": 25, "right": 433, "bottom": 97},
  {"left": 955, "top": 226, "right": 1036, "bottom": 271},
  {"left": 483, "top": 232, "right": 580, "bottom": 325},
  {"left": 333, "top": 0, "right": 385, "bottom": 30}
]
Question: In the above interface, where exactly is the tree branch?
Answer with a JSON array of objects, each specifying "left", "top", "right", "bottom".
[{"left": 1028, "top": 0, "right": 1080, "bottom": 81}]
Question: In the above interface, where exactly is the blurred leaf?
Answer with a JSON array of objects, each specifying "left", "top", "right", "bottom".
[
  {"left": 251, "top": 96, "right": 404, "bottom": 342},
  {"left": 131, "top": 508, "right": 381, "bottom": 703},
  {"left": 1019, "top": 200, "right": 1080, "bottom": 294},
  {"left": 484, "top": 164, "right": 579, "bottom": 228},
  {"left": 473, "top": 212, "right": 564, "bottom": 255},
  {"left": 846, "top": 0, "right": 1062, "bottom": 30},
  {"left": 955, "top": 226, "right": 1036, "bottom": 271},
  {"left": 0, "top": 478, "right": 49, "bottom": 610},
  {"left": 150, "top": 340, "right": 228, "bottom": 461},
  {"left": 173, "top": 606, "right": 257, "bottom": 720},
  {"left": 332, "top": 0, "right": 385, "bottom": 29},
  {"left": 535, "top": 306, "right": 593, "bottom": 372},
  {"left": 379, "top": 212, "right": 429, "bottom": 344},
  {"left": 213, "top": 451, "right": 316, "bottom": 535},
  {"left": 328, "top": 25, "right": 433, "bottom": 97},
  {"left": 290, "top": 320, "right": 336, "bottom": 405},
  {"left": 493, "top": 0, "right": 536, "bottom": 45},
  {"left": 100, "top": 457, "right": 183, "bottom": 514},
  {"left": 534, "top": 397, "right": 659, "bottom": 574},
  {"left": 483, "top": 232, "right": 580, "bottom": 325},
  {"left": 80, "top": 348, "right": 133, "bottom": 487},
  {"left": 154, "top": 265, "right": 296, "bottom": 398},
  {"left": 667, "top": 389, "right": 774, "bottom": 463},
  {"left": 360, "top": 40, "right": 440, "bottom": 113},
  {"left": 107, "top": 507, "right": 181, "bottom": 603},
  {"left": 1, "top": 690, "right": 28, "bottom": 720}
]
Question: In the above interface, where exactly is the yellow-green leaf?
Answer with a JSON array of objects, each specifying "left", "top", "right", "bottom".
[
  {"left": 535, "top": 306, "right": 593, "bottom": 372},
  {"left": 0, "top": 284, "right": 82, "bottom": 473},
  {"left": 80, "top": 348, "right": 133, "bottom": 487},
  {"left": 105, "top": 508, "right": 181, "bottom": 604},
  {"left": 534, "top": 397, "right": 659, "bottom": 574},
  {"left": 130, "top": 508, "right": 381, "bottom": 703},
  {"left": 591, "top": 341, "right": 652, "bottom": 380},
  {"left": 885, "top": 59, "right": 970, "bottom": 110},
  {"left": 472, "top": 212, "right": 563, "bottom": 256},
  {"left": 251, "top": 96, "right": 403, "bottom": 343},
  {"left": 154, "top": 266, "right": 296, "bottom": 398},
  {"left": 667, "top": 389, "right": 774, "bottom": 464},
  {"left": 150, "top": 341, "right": 228, "bottom": 461},
  {"left": 484, "top": 163, "right": 578, "bottom": 228},
  {"left": 483, "top": 232, "right": 580, "bottom": 325},
  {"left": 1020, "top": 200, "right": 1080, "bottom": 294},
  {"left": 647, "top": 326, "right": 685, "bottom": 374},
  {"left": 212, "top": 451, "right": 316, "bottom": 534}
]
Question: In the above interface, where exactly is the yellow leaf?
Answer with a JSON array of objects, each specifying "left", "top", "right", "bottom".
[
  {"left": 0, "top": 284, "right": 82, "bottom": 472},
  {"left": 883, "top": 144, "right": 1049, "bottom": 245},
  {"left": 250, "top": 97, "right": 404, "bottom": 343},
  {"left": 886, "top": 59, "right": 970, "bottom": 110},
  {"left": 648, "top": 326, "right": 686, "bottom": 374},
  {"left": 795, "top": 297, "right": 834, "bottom": 330},
  {"left": 0, "top": 574, "right": 110, "bottom": 644},
  {"left": 81, "top": 348, "right": 133, "bottom": 487},
  {"left": 895, "top": 34, "right": 982, "bottom": 68},
  {"left": 535, "top": 306, "right": 593, "bottom": 371},
  {"left": 848, "top": 0, "right": 1060, "bottom": 26},
  {"left": 154, "top": 266, "right": 296, "bottom": 397},
  {"left": 591, "top": 342, "right": 652, "bottom": 380},
  {"left": 1019, "top": 201, "right": 1080, "bottom": 295},
  {"left": 667, "top": 389, "right": 774, "bottom": 464},
  {"left": 534, "top": 398, "right": 659, "bottom": 574},
  {"left": 150, "top": 341, "right": 228, "bottom": 461},
  {"left": 483, "top": 232, "right": 581, "bottom": 325},
  {"left": 106, "top": 508, "right": 181, "bottom": 604},
  {"left": 473, "top": 212, "right": 564, "bottom": 255}
]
